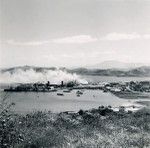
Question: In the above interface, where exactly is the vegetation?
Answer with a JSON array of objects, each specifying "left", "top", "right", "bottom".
[{"left": 0, "top": 96, "right": 150, "bottom": 148}]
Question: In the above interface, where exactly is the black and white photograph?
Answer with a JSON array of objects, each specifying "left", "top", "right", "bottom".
[{"left": 0, "top": 0, "right": 150, "bottom": 147}]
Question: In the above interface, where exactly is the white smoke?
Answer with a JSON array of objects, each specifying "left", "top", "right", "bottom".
[{"left": 0, "top": 69, "right": 88, "bottom": 84}]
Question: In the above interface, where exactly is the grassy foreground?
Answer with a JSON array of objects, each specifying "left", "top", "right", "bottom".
[{"left": 0, "top": 102, "right": 150, "bottom": 148}]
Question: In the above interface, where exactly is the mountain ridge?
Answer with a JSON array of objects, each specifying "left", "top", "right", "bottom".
[
  {"left": 86, "top": 60, "right": 150, "bottom": 69},
  {"left": 1, "top": 65, "right": 150, "bottom": 77}
]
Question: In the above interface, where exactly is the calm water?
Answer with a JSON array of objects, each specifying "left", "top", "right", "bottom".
[
  {"left": 82, "top": 75, "right": 150, "bottom": 83},
  {"left": 0, "top": 90, "right": 132, "bottom": 113},
  {"left": 1, "top": 76, "right": 150, "bottom": 113}
]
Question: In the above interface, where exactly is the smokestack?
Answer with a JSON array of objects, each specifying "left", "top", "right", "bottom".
[
  {"left": 61, "top": 81, "right": 64, "bottom": 87},
  {"left": 47, "top": 81, "right": 50, "bottom": 85}
]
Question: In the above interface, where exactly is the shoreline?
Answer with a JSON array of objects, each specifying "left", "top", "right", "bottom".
[
  {"left": 1, "top": 80, "right": 150, "bottom": 113},
  {"left": 1, "top": 105, "right": 150, "bottom": 147}
]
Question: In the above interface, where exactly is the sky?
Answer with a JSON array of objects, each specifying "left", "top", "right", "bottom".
[{"left": 1, "top": 0, "right": 150, "bottom": 68}]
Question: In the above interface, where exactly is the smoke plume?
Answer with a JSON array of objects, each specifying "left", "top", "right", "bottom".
[{"left": 0, "top": 68, "right": 88, "bottom": 84}]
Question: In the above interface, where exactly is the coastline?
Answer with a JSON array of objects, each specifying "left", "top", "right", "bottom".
[
  {"left": 1, "top": 79, "right": 150, "bottom": 113},
  {"left": 0, "top": 105, "right": 150, "bottom": 148},
  {"left": 1, "top": 81, "right": 150, "bottom": 147}
]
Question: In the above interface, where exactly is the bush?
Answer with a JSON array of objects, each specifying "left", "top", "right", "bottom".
[
  {"left": 0, "top": 93, "right": 21, "bottom": 148},
  {"left": 98, "top": 107, "right": 113, "bottom": 116},
  {"left": 78, "top": 109, "right": 84, "bottom": 116}
]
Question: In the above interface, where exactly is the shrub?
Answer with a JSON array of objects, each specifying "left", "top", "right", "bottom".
[
  {"left": 78, "top": 109, "right": 84, "bottom": 116},
  {"left": 98, "top": 107, "right": 113, "bottom": 116},
  {"left": 0, "top": 93, "right": 22, "bottom": 148}
]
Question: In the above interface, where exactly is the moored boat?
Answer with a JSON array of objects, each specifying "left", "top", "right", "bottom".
[{"left": 57, "top": 93, "right": 64, "bottom": 96}]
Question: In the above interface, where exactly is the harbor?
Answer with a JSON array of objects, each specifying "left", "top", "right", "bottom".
[
  {"left": 2, "top": 80, "right": 150, "bottom": 113},
  {"left": 3, "top": 80, "right": 150, "bottom": 95}
]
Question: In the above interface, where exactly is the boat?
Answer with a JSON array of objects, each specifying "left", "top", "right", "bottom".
[
  {"left": 103, "top": 89, "right": 108, "bottom": 93},
  {"left": 57, "top": 93, "right": 64, "bottom": 96},
  {"left": 76, "top": 94, "right": 80, "bottom": 97},
  {"left": 63, "top": 89, "right": 71, "bottom": 93},
  {"left": 76, "top": 90, "right": 83, "bottom": 95}
]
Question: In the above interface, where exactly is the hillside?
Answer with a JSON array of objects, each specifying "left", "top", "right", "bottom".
[
  {"left": 69, "top": 66, "right": 150, "bottom": 77},
  {"left": 87, "top": 61, "right": 148, "bottom": 69},
  {"left": 0, "top": 65, "right": 57, "bottom": 74},
  {"left": 1, "top": 65, "right": 150, "bottom": 77}
]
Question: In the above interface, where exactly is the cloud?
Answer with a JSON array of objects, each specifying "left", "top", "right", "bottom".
[
  {"left": 52, "top": 35, "right": 98, "bottom": 43},
  {"left": 5, "top": 35, "right": 97, "bottom": 46},
  {"left": 101, "top": 32, "right": 150, "bottom": 41},
  {"left": 143, "top": 34, "right": 150, "bottom": 39},
  {"left": 6, "top": 40, "right": 50, "bottom": 46},
  {"left": 101, "top": 32, "right": 141, "bottom": 41},
  {"left": 4, "top": 33, "right": 150, "bottom": 46}
]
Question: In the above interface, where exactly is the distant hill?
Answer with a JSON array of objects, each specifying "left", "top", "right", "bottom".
[
  {"left": 87, "top": 60, "right": 150, "bottom": 69},
  {"left": 0, "top": 66, "right": 58, "bottom": 74},
  {"left": 68, "top": 66, "right": 150, "bottom": 77},
  {"left": 1, "top": 65, "right": 150, "bottom": 77}
]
